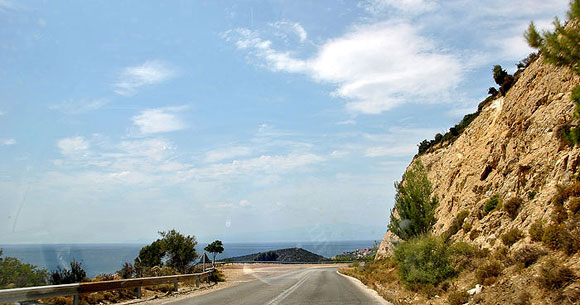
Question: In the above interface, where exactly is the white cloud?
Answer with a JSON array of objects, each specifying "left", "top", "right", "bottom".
[
  {"left": 205, "top": 203, "right": 234, "bottom": 209},
  {"left": 270, "top": 21, "right": 308, "bottom": 43},
  {"left": 337, "top": 119, "right": 356, "bottom": 125},
  {"left": 2, "top": 138, "right": 15, "bottom": 146},
  {"left": 57, "top": 136, "right": 89, "bottom": 156},
  {"left": 365, "top": 145, "right": 417, "bottom": 157},
  {"left": 223, "top": 29, "right": 309, "bottom": 73},
  {"left": 131, "top": 106, "right": 187, "bottom": 134},
  {"left": 360, "top": 0, "right": 437, "bottom": 16},
  {"left": 224, "top": 21, "right": 464, "bottom": 114},
  {"left": 190, "top": 153, "right": 325, "bottom": 180},
  {"left": 204, "top": 146, "right": 253, "bottom": 163},
  {"left": 0, "top": 110, "right": 5, "bottom": 116},
  {"left": 0, "top": 0, "right": 14, "bottom": 11},
  {"left": 49, "top": 98, "right": 110, "bottom": 114},
  {"left": 114, "top": 60, "right": 175, "bottom": 96},
  {"left": 239, "top": 199, "right": 249, "bottom": 207},
  {"left": 118, "top": 138, "right": 174, "bottom": 162}
]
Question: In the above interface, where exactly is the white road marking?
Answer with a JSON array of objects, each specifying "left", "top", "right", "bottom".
[
  {"left": 336, "top": 271, "right": 393, "bottom": 305},
  {"left": 266, "top": 271, "right": 312, "bottom": 305}
]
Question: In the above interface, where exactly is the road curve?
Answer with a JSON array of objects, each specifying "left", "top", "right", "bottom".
[{"left": 166, "top": 266, "right": 388, "bottom": 305}]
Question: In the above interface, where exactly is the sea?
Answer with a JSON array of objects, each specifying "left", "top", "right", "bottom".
[{"left": 0, "top": 240, "right": 376, "bottom": 278}]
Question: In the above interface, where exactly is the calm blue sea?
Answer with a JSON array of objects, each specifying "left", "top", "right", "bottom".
[{"left": 0, "top": 240, "right": 376, "bottom": 277}]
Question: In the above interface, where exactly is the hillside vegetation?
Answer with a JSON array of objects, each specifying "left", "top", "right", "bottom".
[{"left": 225, "top": 248, "right": 329, "bottom": 263}]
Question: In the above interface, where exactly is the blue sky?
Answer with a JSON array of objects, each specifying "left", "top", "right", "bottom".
[{"left": 0, "top": 0, "right": 570, "bottom": 243}]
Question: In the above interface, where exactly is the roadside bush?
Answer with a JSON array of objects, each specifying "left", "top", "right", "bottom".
[
  {"left": 117, "top": 262, "right": 134, "bottom": 279},
  {"left": 538, "top": 259, "right": 576, "bottom": 290},
  {"left": 447, "top": 290, "right": 470, "bottom": 305},
  {"left": 136, "top": 230, "right": 199, "bottom": 274},
  {"left": 50, "top": 261, "right": 87, "bottom": 284},
  {"left": 0, "top": 249, "right": 48, "bottom": 289},
  {"left": 209, "top": 269, "right": 225, "bottom": 282},
  {"left": 504, "top": 197, "right": 523, "bottom": 220},
  {"left": 483, "top": 194, "right": 502, "bottom": 215},
  {"left": 511, "top": 245, "right": 547, "bottom": 267},
  {"left": 475, "top": 260, "right": 502, "bottom": 285},
  {"left": 529, "top": 219, "right": 545, "bottom": 242},
  {"left": 394, "top": 235, "right": 456, "bottom": 285},
  {"left": 501, "top": 229, "right": 524, "bottom": 247}
]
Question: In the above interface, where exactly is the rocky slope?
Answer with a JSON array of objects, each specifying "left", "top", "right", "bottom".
[{"left": 377, "top": 55, "right": 580, "bottom": 258}]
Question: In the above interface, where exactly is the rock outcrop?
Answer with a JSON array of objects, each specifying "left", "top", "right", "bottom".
[{"left": 377, "top": 56, "right": 580, "bottom": 258}]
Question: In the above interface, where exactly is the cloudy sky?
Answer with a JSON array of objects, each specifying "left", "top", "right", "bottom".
[{"left": 0, "top": 0, "right": 569, "bottom": 244}]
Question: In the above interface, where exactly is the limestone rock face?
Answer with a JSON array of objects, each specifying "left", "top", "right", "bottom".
[
  {"left": 377, "top": 56, "right": 580, "bottom": 254},
  {"left": 375, "top": 230, "right": 400, "bottom": 260}
]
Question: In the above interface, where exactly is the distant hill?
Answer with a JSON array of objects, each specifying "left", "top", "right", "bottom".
[{"left": 223, "top": 248, "right": 329, "bottom": 263}]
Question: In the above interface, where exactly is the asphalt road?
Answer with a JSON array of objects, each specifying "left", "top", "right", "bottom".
[{"left": 168, "top": 266, "right": 389, "bottom": 305}]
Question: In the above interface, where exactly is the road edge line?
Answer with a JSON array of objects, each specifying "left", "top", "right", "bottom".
[{"left": 336, "top": 270, "right": 393, "bottom": 305}]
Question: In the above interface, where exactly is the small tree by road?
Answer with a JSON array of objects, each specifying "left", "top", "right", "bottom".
[
  {"left": 135, "top": 229, "right": 199, "bottom": 274},
  {"left": 204, "top": 240, "right": 224, "bottom": 265},
  {"left": 389, "top": 160, "right": 438, "bottom": 241}
]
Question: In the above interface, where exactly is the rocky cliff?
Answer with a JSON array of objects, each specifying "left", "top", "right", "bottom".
[{"left": 377, "top": 55, "right": 580, "bottom": 259}]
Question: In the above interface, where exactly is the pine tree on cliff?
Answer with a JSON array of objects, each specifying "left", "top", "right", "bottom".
[
  {"left": 389, "top": 160, "right": 438, "bottom": 240},
  {"left": 524, "top": 0, "right": 580, "bottom": 73}
]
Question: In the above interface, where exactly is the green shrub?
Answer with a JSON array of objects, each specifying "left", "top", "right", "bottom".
[
  {"left": 542, "top": 224, "right": 578, "bottom": 254},
  {"left": 449, "top": 241, "right": 486, "bottom": 271},
  {"left": 551, "top": 203, "right": 568, "bottom": 223},
  {"left": 475, "top": 260, "right": 502, "bottom": 285},
  {"left": 483, "top": 194, "right": 502, "bottom": 215},
  {"left": 209, "top": 269, "right": 225, "bottom": 282},
  {"left": 529, "top": 219, "right": 545, "bottom": 242},
  {"left": 443, "top": 210, "right": 470, "bottom": 240},
  {"left": 501, "top": 229, "right": 524, "bottom": 247},
  {"left": 528, "top": 191, "right": 537, "bottom": 200},
  {"left": 512, "top": 245, "right": 547, "bottom": 267},
  {"left": 0, "top": 249, "right": 48, "bottom": 289},
  {"left": 389, "top": 160, "right": 438, "bottom": 240},
  {"left": 117, "top": 262, "right": 134, "bottom": 279},
  {"left": 136, "top": 230, "right": 199, "bottom": 273},
  {"left": 504, "top": 197, "right": 523, "bottom": 220},
  {"left": 538, "top": 259, "right": 576, "bottom": 290},
  {"left": 50, "top": 261, "right": 87, "bottom": 284},
  {"left": 463, "top": 222, "right": 473, "bottom": 233},
  {"left": 394, "top": 235, "right": 456, "bottom": 285},
  {"left": 447, "top": 290, "right": 469, "bottom": 305}
]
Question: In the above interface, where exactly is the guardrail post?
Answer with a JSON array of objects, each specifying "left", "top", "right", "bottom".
[
  {"left": 136, "top": 287, "right": 142, "bottom": 299},
  {"left": 173, "top": 281, "right": 178, "bottom": 292},
  {"left": 73, "top": 295, "right": 79, "bottom": 305},
  {"left": 195, "top": 279, "right": 199, "bottom": 287}
]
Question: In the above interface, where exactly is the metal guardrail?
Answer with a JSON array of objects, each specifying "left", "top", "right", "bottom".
[
  {"left": 220, "top": 261, "right": 352, "bottom": 264},
  {"left": 0, "top": 268, "right": 215, "bottom": 304}
]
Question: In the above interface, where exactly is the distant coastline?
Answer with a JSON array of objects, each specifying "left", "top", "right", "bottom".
[{"left": 0, "top": 240, "right": 375, "bottom": 277}]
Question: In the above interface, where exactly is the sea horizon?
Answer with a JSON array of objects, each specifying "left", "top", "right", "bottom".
[{"left": 0, "top": 240, "right": 377, "bottom": 277}]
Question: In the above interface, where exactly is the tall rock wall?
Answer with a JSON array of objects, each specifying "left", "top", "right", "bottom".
[{"left": 377, "top": 57, "right": 580, "bottom": 259}]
